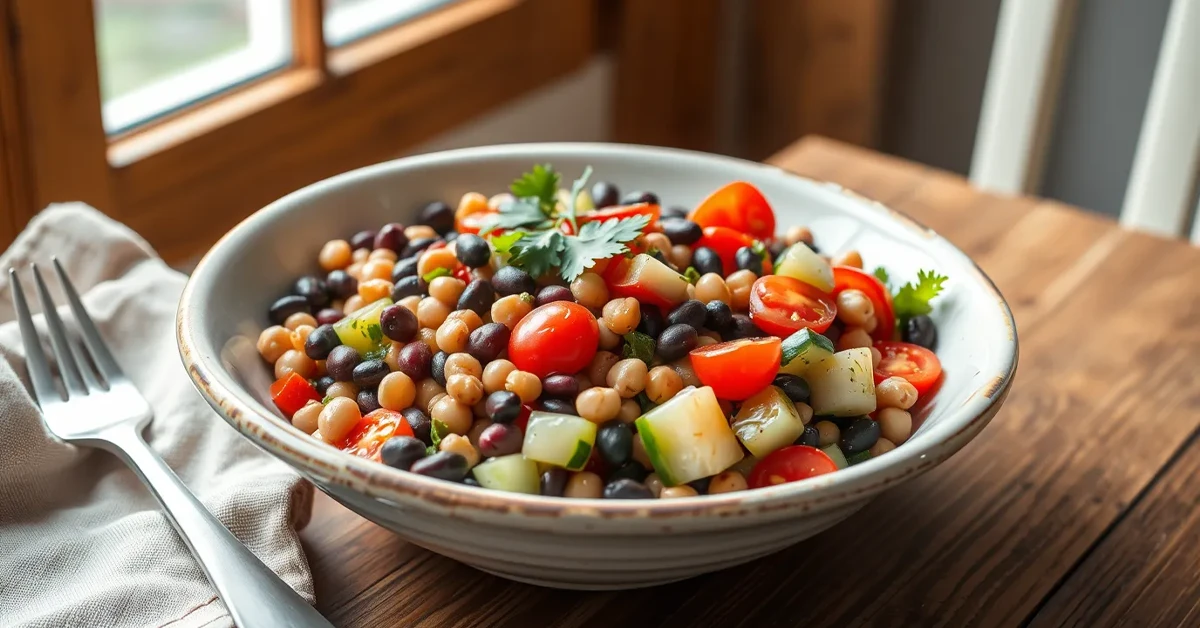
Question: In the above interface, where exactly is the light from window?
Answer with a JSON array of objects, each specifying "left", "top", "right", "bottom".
[
  {"left": 95, "top": 0, "right": 292, "bottom": 134},
  {"left": 324, "top": 0, "right": 460, "bottom": 46}
]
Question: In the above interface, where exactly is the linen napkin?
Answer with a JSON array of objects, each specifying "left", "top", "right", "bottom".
[{"left": 0, "top": 204, "right": 315, "bottom": 628}]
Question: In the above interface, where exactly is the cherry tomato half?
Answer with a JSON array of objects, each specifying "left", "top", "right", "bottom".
[
  {"left": 747, "top": 445, "right": 839, "bottom": 489},
  {"left": 693, "top": 226, "right": 756, "bottom": 276},
  {"left": 690, "top": 182, "right": 776, "bottom": 240},
  {"left": 833, "top": 266, "right": 895, "bottom": 342},
  {"left": 340, "top": 409, "right": 415, "bottom": 460},
  {"left": 874, "top": 341, "right": 943, "bottom": 396},
  {"left": 748, "top": 275, "right": 837, "bottom": 337},
  {"left": 579, "top": 203, "right": 661, "bottom": 225},
  {"left": 269, "top": 372, "right": 320, "bottom": 417},
  {"left": 508, "top": 301, "right": 600, "bottom": 378},
  {"left": 689, "top": 336, "right": 781, "bottom": 400}
]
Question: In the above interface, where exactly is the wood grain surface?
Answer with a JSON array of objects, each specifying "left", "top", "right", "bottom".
[{"left": 300, "top": 137, "right": 1200, "bottom": 627}]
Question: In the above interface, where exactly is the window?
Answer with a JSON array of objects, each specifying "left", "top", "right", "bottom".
[{"left": 324, "top": 0, "right": 460, "bottom": 46}]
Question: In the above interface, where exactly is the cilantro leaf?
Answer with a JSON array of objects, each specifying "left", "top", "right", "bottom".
[
  {"left": 683, "top": 266, "right": 701, "bottom": 284},
  {"left": 563, "top": 166, "right": 593, "bottom": 235},
  {"left": 557, "top": 214, "right": 651, "bottom": 281},
  {"left": 480, "top": 197, "right": 551, "bottom": 235},
  {"left": 422, "top": 267, "right": 451, "bottom": 282},
  {"left": 430, "top": 419, "right": 451, "bottom": 448},
  {"left": 873, "top": 266, "right": 891, "bottom": 289},
  {"left": 488, "top": 230, "right": 524, "bottom": 253},
  {"left": 509, "top": 230, "right": 564, "bottom": 279},
  {"left": 892, "top": 269, "right": 948, "bottom": 321},
  {"left": 510, "top": 164, "right": 560, "bottom": 211},
  {"left": 321, "top": 395, "right": 333, "bottom": 405},
  {"left": 622, "top": 331, "right": 656, "bottom": 365}
]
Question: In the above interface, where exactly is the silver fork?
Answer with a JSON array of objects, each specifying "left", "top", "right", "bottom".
[{"left": 12, "top": 260, "right": 333, "bottom": 628}]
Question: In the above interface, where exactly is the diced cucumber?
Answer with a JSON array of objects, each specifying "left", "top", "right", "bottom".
[
  {"left": 821, "top": 444, "right": 849, "bottom": 469},
  {"left": 807, "top": 347, "right": 877, "bottom": 417},
  {"left": 774, "top": 243, "right": 834, "bottom": 292},
  {"left": 846, "top": 450, "right": 872, "bottom": 466},
  {"left": 521, "top": 412, "right": 597, "bottom": 471},
  {"left": 333, "top": 297, "right": 393, "bottom": 356},
  {"left": 472, "top": 454, "right": 540, "bottom": 494},
  {"left": 731, "top": 386, "right": 805, "bottom": 458},
  {"left": 779, "top": 328, "right": 836, "bottom": 377},
  {"left": 635, "top": 386, "right": 744, "bottom": 486}
]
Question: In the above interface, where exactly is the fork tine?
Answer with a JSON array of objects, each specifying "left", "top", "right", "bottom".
[
  {"left": 31, "top": 264, "right": 87, "bottom": 396},
  {"left": 10, "top": 269, "right": 62, "bottom": 404},
  {"left": 52, "top": 257, "right": 126, "bottom": 383}
]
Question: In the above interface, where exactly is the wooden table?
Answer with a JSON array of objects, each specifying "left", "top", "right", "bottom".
[{"left": 300, "top": 137, "right": 1200, "bottom": 627}]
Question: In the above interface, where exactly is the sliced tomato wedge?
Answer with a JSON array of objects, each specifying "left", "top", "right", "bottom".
[
  {"left": 693, "top": 226, "right": 769, "bottom": 275},
  {"left": 690, "top": 181, "right": 776, "bottom": 240},
  {"left": 579, "top": 203, "right": 661, "bottom": 225},
  {"left": 455, "top": 210, "right": 496, "bottom": 235},
  {"left": 874, "top": 341, "right": 942, "bottom": 396},
  {"left": 748, "top": 275, "right": 837, "bottom": 337},
  {"left": 747, "top": 445, "right": 839, "bottom": 488},
  {"left": 832, "top": 266, "right": 895, "bottom": 341},
  {"left": 269, "top": 372, "right": 320, "bottom": 418},
  {"left": 603, "top": 254, "right": 690, "bottom": 310},
  {"left": 340, "top": 409, "right": 415, "bottom": 460},
  {"left": 689, "top": 337, "right": 781, "bottom": 400}
]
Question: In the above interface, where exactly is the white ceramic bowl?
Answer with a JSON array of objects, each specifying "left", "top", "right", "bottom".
[{"left": 177, "top": 143, "right": 1017, "bottom": 590}]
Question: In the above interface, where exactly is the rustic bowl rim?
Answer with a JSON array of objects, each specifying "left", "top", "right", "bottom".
[{"left": 176, "top": 142, "right": 1018, "bottom": 521}]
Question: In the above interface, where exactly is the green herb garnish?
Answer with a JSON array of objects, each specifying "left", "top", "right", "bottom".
[
  {"left": 872, "top": 266, "right": 891, "bottom": 289},
  {"left": 430, "top": 419, "right": 451, "bottom": 448},
  {"left": 892, "top": 269, "right": 948, "bottom": 322},
  {"left": 422, "top": 267, "right": 451, "bottom": 282},
  {"left": 509, "top": 163, "right": 560, "bottom": 212},
  {"left": 621, "top": 331, "right": 656, "bottom": 365}
]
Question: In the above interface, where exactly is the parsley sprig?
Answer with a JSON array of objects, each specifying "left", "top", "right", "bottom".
[{"left": 873, "top": 267, "right": 949, "bottom": 328}]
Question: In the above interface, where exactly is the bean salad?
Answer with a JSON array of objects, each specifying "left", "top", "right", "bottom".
[{"left": 258, "top": 165, "right": 948, "bottom": 498}]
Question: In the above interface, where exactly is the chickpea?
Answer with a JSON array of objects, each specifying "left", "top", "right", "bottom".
[
  {"left": 695, "top": 273, "right": 731, "bottom": 304},
  {"left": 686, "top": 283, "right": 696, "bottom": 300},
  {"left": 358, "top": 278, "right": 394, "bottom": 303},
  {"left": 256, "top": 326, "right": 292, "bottom": 363},
  {"left": 436, "top": 318, "right": 471, "bottom": 353},
  {"left": 641, "top": 232, "right": 671, "bottom": 254},
  {"left": 870, "top": 437, "right": 897, "bottom": 457},
  {"left": 428, "top": 276, "right": 466, "bottom": 306},
  {"left": 601, "top": 297, "right": 640, "bottom": 335},
  {"left": 878, "top": 407, "right": 913, "bottom": 444},
  {"left": 398, "top": 295, "right": 421, "bottom": 316},
  {"left": 330, "top": 299, "right": 345, "bottom": 312},
  {"left": 318, "top": 239, "right": 352, "bottom": 271},
  {"left": 835, "top": 250, "right": 863, "bottom": 268},
  {"left": 431, "top": 396, "right": 473, "bottom": 435},
  {"left": 417, "top": 248, "right": 458, "bottom": 279},
  {"left": 871, "top": 346, "right": 883, "bottom": 367},
  {"left": 862, "top": 315, "right": 879, "bottom": 334},
  {"left": 598, "top": 323, "right": 621, "bottom": 350},
  {"left": 876, "top": 376, "right": 918, "bottom": 410},
  {"left": 274, "top": 349, "right": 316, "bottom": 379},
  {"left": 288, "top": 325, "right": 314, "bottom": 352},
  {"left": 352, "top": 248, "right": 370, "bottom": 263},
  {"left": 660, "top": 485, "right": 699, "bottom": 499},
  {"left": 472, "top": 401, "right": 490, "bottom": 420},
  {"left": 505, "top": 370, "right": 542, "bottom": 404},
  {"left": 467, "top": 417, "right": 492, "bottom": 445},
  {"left": 378, "top": 371, "right": 416, "bottom": 411},
  {"left": 837, "top": 327, "right": 873, "bottom": 351},
  {"left": 815, "top": 420, "right": 840, "bottom": 447},
  {"left": 785, "top": 226, "right": 814, "bottom": 246},
  {"left": 645, "top": 366, "right": 683, "bottom": 404},
  {"left": 670, "top": 244, "right": 693, "bottom": 269},
  {"left": 491, "top": 293, "right": 534, "bottom": 329},
  {"left": 291, "top": 400, "right": 323, "bottom": 434},
  {"left": 564, "top": 471, "right": 604, "bottom": 498},
  {"left": 446, "top": 374, "right": 485, "bottom": 406},
  {"left": 428, "top": 393, "right": 447, "bottom": 413},
  {"left": 343, "top": 295, "right": 365, "bottom": 314},
  {"left": 418, "top": 327, "right": 440, "bottom": 353},
  {"left": 384, "top": 341, "right": 404, "bottom": 371},
  {"left": 645, "top": 473, "right": 664, "bottom": 497},
  {"left": 318, "top": 397, "right": 361, "bottom": 443},
  {"left": 575, "top": 387, "right": 621, "bottom": 424},
  {"left": 708, "top": 470, "right": 749, "bottom": 494},
  {"left": 369, "top": 248, "right": 398, "bottom": 262},
  {"left": 325, "top": 381, "right": 358, "bottom": 400},
  {"left": 458, "top": 192, "right": 489, "bottom": 219},
  {"left": 405, "top": 225, "right": 437, "bottom": 241},
  {"left": 836, "top": 289, "right": 875, "bottom": 326},
  {"left": 607, "top": 358, "right": 648, "bottom": 398},
  {"left": 361, "top": 259, "right": 394, "bottom": 282},
  {"left": 283, "top": 312, "right": 317, "bottom": 331},
  {"left": 795, "top": 401, "right": 814, "bottom": 425},
  {"left": 446, "top": 309, "right": 483, "bottom": 331},
  {"left": 444, "top": 353, "right": 483, "bottom": 379},
  {"left": 618, "top": 398, "right": 641, "bottom": 424},
  {"left": 587, "top": 351, "right": 621, "bottom": 386},
  {"left": 415, "top": 378, "right": 446, "bottom": 413},
  {"left": 631, "top": 433, "right": 653, "bottom": 469},
  {"left": 440, "top": 433, "right": 480, "bottom": 468},
  {"left": 482, "top": 359, "right": 517, "bottom": 393},
  {"left": 417, "top": 297, "right": 452, "bottom": 329},
  {"left": 345, "top": 262, "right": 365, "bottom": 280},
  {"left": 570, "top": 272, "right": 609, "bottom": 309},
  {"left": 670, "top": 359, "right": 702, "bottom": 388},
  {"left": 725, "top": 270, "right": 757, "bottom": 310}
]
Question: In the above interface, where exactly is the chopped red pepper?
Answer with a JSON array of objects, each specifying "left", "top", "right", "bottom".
[{"left": 270, "top": 372, "right": 321, "bottom": 418}]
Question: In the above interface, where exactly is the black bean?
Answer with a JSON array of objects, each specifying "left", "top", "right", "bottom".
[
  {"left": 485, "top": 390, "right": 522, "bottom": 423},
  {"left": 661, "top": 219, "right": 703, "bottom": 246},
  {"left": 391, "top": 276, "right": 424, "bottom": 301},
  {"left": 491, "top": 266, "right": 537, "bottom": 296},
  {"left": 268, "top": 295, "right": 310, "bottom": 325},
  {"left": 704, "top": 300, "right": 734, "bottom": 332},
  {"left": 661, "top": 206, "right": 689, "bottom": 220},
  {"left": 826, "top": 415, "right": 854, "bottom": 431},
  {"left": 541, "top": 468, "right": 568, "bottom": 496},
  {"left": 467, "top": 323, "right": 509, "bottom": 363},
  {"left": 379, "top": 304, "right": 418, "bottom": 343},
  {"left": 418, "top": 201, "right": 455, "bottom": 235},
  {"left": 840, "top": 417, "right": 881, "bottom": 455},
  {"left": 688, "top": 476, "right": 712, "bottom": 495},
  {"left": 314, "top": 376, "right": 335, "bottom": 396},
  {"left": 410, "top": 451, "right": 469, "bottom": 481},
  {"left": 430, "top": 351, "right": 449, "bottom": 387},
  {"left": 477, "top": 423, "right": 523, "bottom": 458},
  {"left": 735, "top": 246, "right": 764, "bottom": 274},
  {"left": 648, "top": 248, "right": 670, "bottom": 266},
  {"left": 316, "top": 308, "right": 345, "bottom": 326},
  {"left": 443, "top": 230, "right": 459, "bottom": 242},
  {"left": 326, "top": 270, "right": 358, "bottom": 300},
  {"left": 691, "top": 247, "right": 723, "bottom": 276},
  {"left": 353, "top": 359, "right": 389, "bottom": 388},
  {"left": 772, "top": 373, "right": 811, "bottom": 403},
  {"left": 356, "top": 388, "right": 381, "bottom": 415},
  {"left": 596, "top": 421, "right": 633, "bottom": 467},
  {"left": 666, "top": 299, "right": 707, "bottom": 330},
  {"left": 304, "top": 324, "right": 341, "bottom": 360},
  {"left": 539, "top": 398, "right": 577, "bottom": 415},
  {"left": 392, "top": 256, "right": 419, "bottom": 282},
  {"left": 621, "top": 191, "right": 659, "bottom": 206},
  {"left": 402, "top": 407, "right": 432, "bottom": 444},
  {"left": 395, "top": 342, "right": 432, "bottom": 381},
  {"left": 603, "top": 478, "right": 654, "bottom": 499},
  {"left": 729, "top": 314, "right": 763, "bottom": 340},
  {"left": 608, "top": 461, "right": 648, "bottom": 483},
  {"left": 350, "top": 229, "right": 376, "bottom": 250},
  {"left": 458, "top": 279, "right": 496, "bottom": 316},
  {"left": 796, "top": 425, "right": 820, "bottom": 448},
  {"left": 657, "top": 324, "right": 698, "bottom": 362},
  {"left": 591, "top": 181, "right": 620, "bottom": 208},
  {"left": 325, "top": 345, "right": 360, "bottom": 382},
  {"left": 293, "top": 275, "right": 329, "bottom": 308},
  {"left": 638, "top": 305, "right": 665, "bottom": 339},
  {"left": 401, "top": 237, "right": 439, "bottom": 259},
  {"left": 902, "top": 314, "right": 938, "bottom": 350},
  {"left": 541, "top": 374, "right": 579, "bottom": 399},
  {"left": 374, "top": 223, "right": 408, "bottom": 253},
  {"left": 380, "top": 436, "right": 427, "bottom": 470},
  {"left": 454, "top": 234, "right": 491, "bottom": 268},
  {"left": 535, "top": 285, "right": 573, "bottom": 306}
]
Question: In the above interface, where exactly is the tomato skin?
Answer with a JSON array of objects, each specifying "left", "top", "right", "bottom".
[
  {"left": 690, "top": 182, "right": 776, "bottom": 240},
  {"left": 604, "top": 254, "right": 690, "bottom": 310},
  {"left": 508, "top": 302, "right": 600, "bottom": 377},
  {"left": 579, "top": 203, "right": 661, "bottom": 225},
  {"left": 833, "top": 266, "right": 895, "bottom": 341},
  {"left": 694, "top": 226, "right": 756, "bottom": 276},
  {"left": 873, "top": 341, "right": 943, "bottom": 396},
  {"left": 452, "top": 265, "right": 472, "bottom": 283},
  {"left": 269, "top": 372, "right": 320, "bottom": 417},
  {"left": 748, "top": 275, "right": 837, "bottom": 337},
  {"left": 689, "top": 337, "right": 782, "bottom": 400},
  {"left": 455, "top": 209, "right": 496, "bottom": 235},
  {"left": 340, "top": 409, "right": 415, "bottom": 460},
  {"left": 748, "top": 445, "right": 839, "bottom": 488}
]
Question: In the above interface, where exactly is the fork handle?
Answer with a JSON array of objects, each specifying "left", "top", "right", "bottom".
[{"left": 101, "top": 425, "right": 334, "bottom": 628}]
